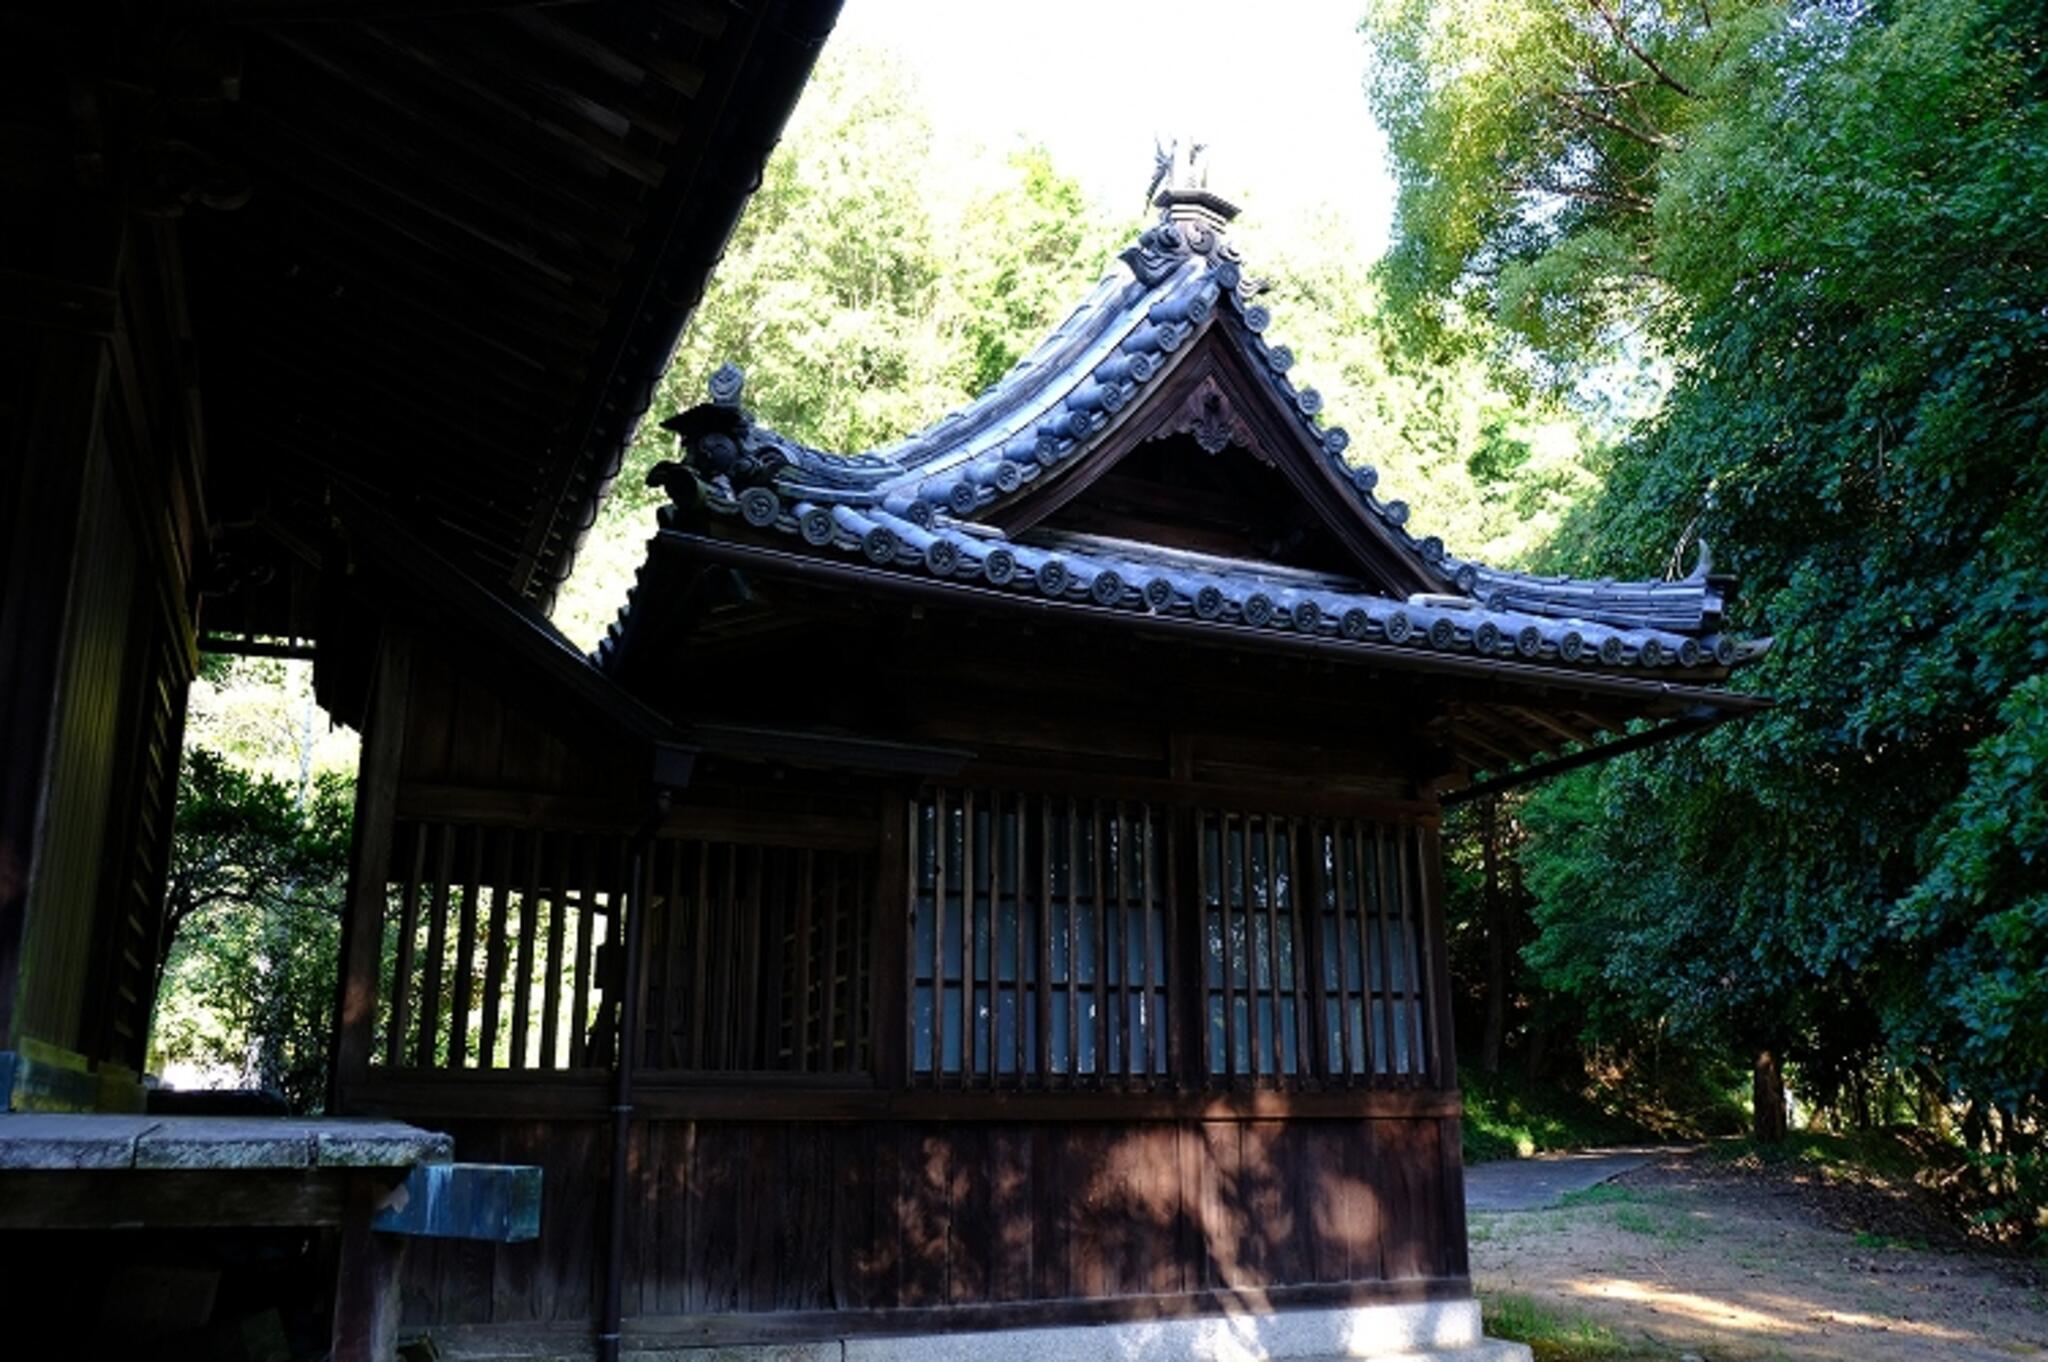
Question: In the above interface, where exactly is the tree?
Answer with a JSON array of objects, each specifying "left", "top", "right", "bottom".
[
  {"left": 1377, "top": 0, "right": 2048, "bottom": 1174},
  {"left": 554, "top": 44, "right": 1125, "bottom": 647},
  {"left": 152, "top": 745, "right": 353, "bottom": 1111},
  {"left": 1364, "top": 0, "right": 1779, "bottom": 368}
]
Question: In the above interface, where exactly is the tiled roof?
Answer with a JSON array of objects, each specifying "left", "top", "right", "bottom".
[{"left": 600, "top": 196, "right": 1759, "bottom": 682}]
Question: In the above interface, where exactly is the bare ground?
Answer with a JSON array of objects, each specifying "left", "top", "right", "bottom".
[{"left": 1469, "top": 1151, "right": 2048, "bottom": 1362}]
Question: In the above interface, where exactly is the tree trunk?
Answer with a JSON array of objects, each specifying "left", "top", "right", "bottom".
[
  {"left": 1479, "top": 799, "right": 1506, "bottom": 1075},
  {"left": 1752, "top": 1048, "right": 1788, "bottom": 1143}
]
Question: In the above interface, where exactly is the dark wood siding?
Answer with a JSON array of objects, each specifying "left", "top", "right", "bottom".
[{"left": 399, "top": 1113, "right": 1467, "bottom": 1333}]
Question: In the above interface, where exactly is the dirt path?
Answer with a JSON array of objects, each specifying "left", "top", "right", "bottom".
[{"left": 1469, "top": 1152, "right": 2048, "bottom": 1361}]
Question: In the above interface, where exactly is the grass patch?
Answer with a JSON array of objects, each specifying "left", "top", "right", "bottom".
[
  {"left": 1703, "top": 1129, "right": 1920, "bottom": 1181},
  {"left": 1482, "top": 1293, "right": 1669, "bottom": 1360},
  {"left": 1557, "top": 1182, "right": 1637, "bottom": 1208}
]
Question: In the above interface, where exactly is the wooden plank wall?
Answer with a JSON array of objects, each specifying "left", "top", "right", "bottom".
[{"left": 401, "top": 1114, "right": 1466, "bottom": 1334}]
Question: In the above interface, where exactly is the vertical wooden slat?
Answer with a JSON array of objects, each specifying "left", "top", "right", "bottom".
[
  {"left": 656, "top": 841, "right": 681, "bottom": 1068},
  {"left": 932, "top": 789, "right": 947, "bottom": 1086},
  {"left": 569, "top": 834, "right": 598, "bottom": 1069},
  {"left": 716, "top": 842, "right": 739, "bottom": 1069},
  {"left": 1335, "top": 819, "right": 1368, "bottom": 1081},
  {"left": 1199, "top": 812, "right": 1219, "bottom": 1084},
  {"left": 386, "top": 822, "right": 428, "bottom": 1069},
  {"left": 961, "top": 790, "right": 975, "bottom": 1085},
  {"left": 742, "top": 844, "right": 766, "bottom": 1068},
  {"left": 480, "top": 826, "right": 513, "bottom": 1068},
  {"left": 873, "top": 796, "right": 911, "bottom": 1093},
  {"left": 1263, "top": 815, "right": 1284, "bottom": 1085},
  {"left": 1240, "top": 812, "right": 1262, "bottom": 1085},
  {"left": 1419, "top": 823, "right": 1456, "bottom": 1093},
  {"left": 985, "top": 791, "right": 1001, "bottom": 1089},
  {"left": 795, "top": 848, "right": 815, "bottom": 1072},
  {"left": 1091, "top": 800, "right": 1108, "bottom": 1087},
  {"left": 1392, "top": 823, "right": 1422, "bottom": 1087},
  {"left": 689, "top": 844, "right": 711, "bottom": 1069},
  {"left": 822, "top": 854, "right": 842, "bottom": 1073},
  {"left": 1138, "top": 806, "right": 1155, "bottom": 1082},
  {"left": 510, "top": 828, "right": 540, "bottom": 1071},
  {"left": 1168, "top": 811, "right": 1186, "bottom": 1084},
  {"left": 1370, "top": 823, "right": 1403, "bottom": 1087},
  {"left": 415, "top": 826, "right": 455, "bottom": 1069},
  {"left": 1034, "top": 795, "right": 1053, "bottom": 1089},
  {"left": 1277, "top": 811, "right": 1310, "bottom": 1089},
  {"left": 540, "top": 832, "right": 565, "bottom": 1070},
  {"left": 1065, "top": 798, "right": 1079, "bottom": 1085},
  {"left": 1122, "top": 802, "right": 1138, "bottom": 1081},
  {"left": 451, "top": 828, "right": 482, "bottom": 1067},
  {"left": 620, "top": 835, "right": 645, "bottom": 1071},
  {"left": 1009, "top": 794, "right": 1025, "bottom": 1088},
  {"left": 855, "top": 850, "right": 875, "bottom": 1072},
  {"left": 1303, "top": 820, "right": 1333, "bottom": 1084}
]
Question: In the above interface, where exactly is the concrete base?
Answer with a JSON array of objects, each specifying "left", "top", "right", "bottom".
[
  {"left": 835, "top": 1299, "right": 1528, "bottom": 1362},
  {"left": 434, "top": 1299, "right": 1532, "bottom": 1362}
]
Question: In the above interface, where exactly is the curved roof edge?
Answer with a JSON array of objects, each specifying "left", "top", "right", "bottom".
[{"left": 602, "top": 202, "right": 1759, "bottom": 679}]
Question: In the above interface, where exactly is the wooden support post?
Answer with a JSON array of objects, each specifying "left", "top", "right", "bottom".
[
  {"left": 872, "top": 792, "right": 909, "bottom": 1092},
  {"left": 332, "top": 632, "right": 413, "bottom": 1110},
  {"left": 331, "top": 1173, "right": 409, "bottom": 1362}
]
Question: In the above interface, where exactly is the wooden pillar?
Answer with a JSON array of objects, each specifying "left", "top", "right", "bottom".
[
  {"left": 0, "top": 190, "right": 125, "bottom": 1082},
  {"left": 871, "top": 790, "right": 909, "bottom": 1092},
  {"left": 332, "top": 1173, "right": 409, "bottom": 1362},
  {"left": 331, "top": 631, "right": 414, "bottom": 1111},
  {"left": 1416, "top": 820, "right": 1468, "bottom": 1279}
]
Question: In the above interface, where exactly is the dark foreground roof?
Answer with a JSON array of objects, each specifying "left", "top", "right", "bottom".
[
  {"left": 9, "top": 1, "right": 841, "bottom": 630},
  {"left": 600, "top": 194, "right": 1764, "bottom": 695}
]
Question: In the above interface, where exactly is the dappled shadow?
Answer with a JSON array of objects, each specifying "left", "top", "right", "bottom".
[{"left": 1471, "top": 1158, "right": 2048, "bottom": 1362}]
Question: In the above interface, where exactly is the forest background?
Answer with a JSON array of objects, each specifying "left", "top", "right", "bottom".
[{"left": 159, "top": 0, "right": 2046, "bottom": 1247}]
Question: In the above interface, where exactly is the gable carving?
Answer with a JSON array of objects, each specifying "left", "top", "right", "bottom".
[{"left": 1148, "top": 374, "right": 1262, "bottom": 461}]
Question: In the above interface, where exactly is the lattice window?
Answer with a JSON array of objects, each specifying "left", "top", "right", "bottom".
[
  {"left": 642, "top": 840, "right": 872, "bottom": 1074},
  {"left": 1198, "top": 813, "right": 1436, "bottom": 1086},
  {"left": 911, "top": 791, "right": 1171, "bottom": 1086}
]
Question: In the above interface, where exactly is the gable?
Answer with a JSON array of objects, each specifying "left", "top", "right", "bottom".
[{"left": 984, "top": 326, "right": 1434, "bottom": 593}]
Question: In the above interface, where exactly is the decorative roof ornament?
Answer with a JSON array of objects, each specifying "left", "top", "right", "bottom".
[{"left": 1124, "top": 140, "right": 1243, "bottom": 287}]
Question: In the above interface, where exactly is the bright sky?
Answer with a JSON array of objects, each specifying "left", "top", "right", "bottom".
[{"left": 832, "top": 0, "right": 1397, "bottom": 258}]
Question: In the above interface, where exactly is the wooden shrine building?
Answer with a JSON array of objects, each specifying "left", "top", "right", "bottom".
[
  {"left": 1, "top": 4, "right": 838, "bottom": 1356},
  {"left": 328, "top": 182, "right": 1767, "bottom": 1358}
]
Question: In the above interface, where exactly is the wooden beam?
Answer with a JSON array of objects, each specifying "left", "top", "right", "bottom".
[
  {"left": 330, "top": 629, "right": 412, "bottom": 1107},
  {"left": 1441, "top": 707, "right": 1744, "bottom": 806},
  {"left": 332, "top": 1172, "right": 409, "bottom": 1362}
]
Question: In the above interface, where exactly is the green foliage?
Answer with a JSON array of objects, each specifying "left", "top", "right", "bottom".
[
  {"left": 1529, "top": 0, "right": 2047, "bottom": 1117},
  {"left": 1236, "top": 210, "right": 1604, "bottom": 567},
  {"left": 1460, "top": 1065, "right": 1660, "bottom": 1162},
  {"left": 151, "top": 740, "right": 353, "bottom": 1113},
  {"left": 1364, "top": 0, "right": 1779, "bottom": 368}
]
